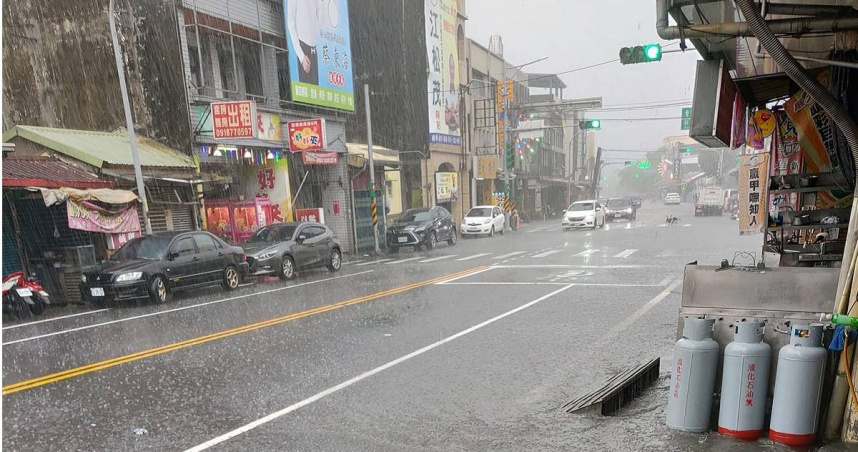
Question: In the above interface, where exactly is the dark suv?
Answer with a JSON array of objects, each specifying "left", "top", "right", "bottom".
[
  {"left": 81, "top": 232, "right": 249, "bottom": 305},
  {"left": 386, "top": 206, "right": 457, "bottom": 252},
  {"left": 604, "top": 198, "right": 637, "bottom": 222}
]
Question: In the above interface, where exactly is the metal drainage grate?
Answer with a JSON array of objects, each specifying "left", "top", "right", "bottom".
[{"left": 563, "top": 357, "right": 660, "bottom": 416}]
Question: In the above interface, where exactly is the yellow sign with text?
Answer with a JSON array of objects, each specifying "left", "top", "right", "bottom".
[{"left": 477, "top": 155, "right": 498, "bottom": 179}]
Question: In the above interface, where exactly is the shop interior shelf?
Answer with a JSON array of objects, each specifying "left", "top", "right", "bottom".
[
  {"left": 765, "top": 223, "right": 849, "bottom": 232},
  {"left": 769, "top": 185, "right": 845, "bottom": 194}
]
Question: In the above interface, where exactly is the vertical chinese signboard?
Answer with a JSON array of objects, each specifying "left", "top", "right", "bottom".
[
  {"left": 738, "top": 153, "right": 769, "bottom": 236},
  {"left": 211, "top": 101, "right": 256, "bottom": 139},
  {"left": 284, "top": 0, "right": 354, "bottom": 110},
  {"left": 425, "top": 0, "right": 461, "bottom": 145},
  {"left": 495, "top": 81, "right": 513, "bottom": 153},
  {"left": 243, "top": 158, "right": 293, "bottom": 222}
]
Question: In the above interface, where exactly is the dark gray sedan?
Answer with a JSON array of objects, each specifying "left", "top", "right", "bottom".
[{"left": 241, "top": 222, "right": 342, "bottom": 280}]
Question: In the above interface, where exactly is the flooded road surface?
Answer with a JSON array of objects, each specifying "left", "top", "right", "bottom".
[{"left": 6, "top": 202, "right": 838, "bottom": 451}]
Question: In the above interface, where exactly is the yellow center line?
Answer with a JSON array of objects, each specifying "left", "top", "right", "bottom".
[{"left": 2, "top": 266, "right": 488, "bottom": 396}]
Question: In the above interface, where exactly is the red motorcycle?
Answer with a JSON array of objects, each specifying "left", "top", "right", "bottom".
[{"left": 2, "top": 272, "right": 50, "bottom": 319}]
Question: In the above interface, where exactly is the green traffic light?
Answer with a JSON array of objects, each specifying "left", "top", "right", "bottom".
[
  {"left": 644, "top": 43, "right": 662, "bottom": 61},
  {"left": 637, "top": 160, "right": 651, "bottom": 170},
  {"left": 590, "top": 119, "right": 601, "bottom": 129}
]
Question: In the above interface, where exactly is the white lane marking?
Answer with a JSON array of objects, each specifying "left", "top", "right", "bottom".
[
  {"left": 385, "top": 257, "right": 421, "bottom": 265},
  {"left": 657, "top": 274, "right": 676, "bottom": 287},
  {"left": 2, "top": 309, "right": 111, "bottom": 331},
  {"left": 2, "top": 270, "right": 375, "bottom": 346},
  {"left": 355, "top": 259, "right": 394, "bottom": 266},
  {"left": 656, "top": 249, "right": 674, "bottom": 258},
  {"left": 492, "top": 264, "right": 657, "bottom": 269},
  {"left": 526, "top": 228, "right": 547, "bottom": 233},
  {"left": 545, "top": 227, "right": 561, "bottom": 232},
  {"left": 493, "top": 251, "right": 525, "bottom": 259},
  {"left": 182, "top": 283, "right": 575, "bottom": 452},
  {"left": 564, "top": 242, "right": 569, "bottom": 247},
  {"left": 532, "top": 250, "right": 561, "bottom": 258},
  {"left": 572, "top": 249, "right": 599, "bottom": 257},
  {"left": 613, "top": 249, "right": 638, "bottom": 258},
  {"left": 605, "top": 279, "right": 683, "bottom": 339},
  {"left": 455, "top": 253, "right": 492, "bottom": 261},
  {"left": 683, "top": 224, "right": 692, "bottom": 227},
  {"left": 419, "top": 255, "right": 457, "bottom": 263},
  {"left": 657, "top": 224, "right": 668, "bottom": 228},
  {"left": 342, "top": 261, "right": 364, "bottom": 266}
]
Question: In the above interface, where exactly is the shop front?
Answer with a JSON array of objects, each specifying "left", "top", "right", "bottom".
[
  {"left": 2, "top": 156, "right": 143, "bottom": 304},
  {"left": 193, "top": 102, "right": 354, "bottom": 252}
]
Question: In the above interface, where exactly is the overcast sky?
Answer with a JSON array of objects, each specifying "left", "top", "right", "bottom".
[{"left": 465, "top": 0, "right": 702, "bottom": 161}]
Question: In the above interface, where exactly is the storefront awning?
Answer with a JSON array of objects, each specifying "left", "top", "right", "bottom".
[
  {"left": 346, "top": 143, "right": 401, "bottom": 168},
  {"left": 2, "top": 156, "right": 113, "bottom": 189},
  {"left": 32, "top": 187, "right": 139, "bottom": 207},
  {"left": 2, "top": 125, "right": 196, "bottom": 170}
]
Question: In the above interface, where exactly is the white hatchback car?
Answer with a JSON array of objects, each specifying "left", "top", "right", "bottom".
[
  {"left": 664, "top": 193, "right": 681, "bottom": 205},
  {"left": 562, "top": 200, "right": 605, "bottom": 230},
  {"left": 461, "top": 205, "right": 505, "bottom": 237}
]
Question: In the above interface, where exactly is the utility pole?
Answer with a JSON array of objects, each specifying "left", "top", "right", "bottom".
[
  {"left": 364, "top": 84, "right": 379, "bottom": 255},
  {"left": 593, "top": 147, "right": 604, "bottom": 200},
  {"left": 502, "top": 92, "right": 511, "bottom": 231},
  {"left": 109, "top": 0, "right": 151, "bottom": 234}
]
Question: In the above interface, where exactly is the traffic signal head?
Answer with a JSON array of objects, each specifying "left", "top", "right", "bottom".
[
  {"left": 637, "top": 160, "right": 651, "bottom": 170},
  {"left": 580, "top": 119, "right": 601, "bottom": 130},
  {"left": 624, "top": 160, "right": 635, "bottom": 166},
  {"left": 619, "top": 43, "right": 662, "bottom": 65}
]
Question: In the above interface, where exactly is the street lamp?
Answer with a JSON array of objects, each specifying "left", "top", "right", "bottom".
[{"left": 109, "top": 0, "right": 151, "bottom": 234}]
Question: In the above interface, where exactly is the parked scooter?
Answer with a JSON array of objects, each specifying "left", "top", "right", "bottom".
[{"left": 2, "top": 272, "right": 50, "bottom": 319}]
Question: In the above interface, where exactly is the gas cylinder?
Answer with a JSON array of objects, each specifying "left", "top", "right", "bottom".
[
  {"left": 667, "top": 318, "right": 719, "bottom": 432},
  {"left": 769, "top": 323, "right": 827, "bottom": 447},
  {"left": 718, "top": 322, "right": 771, "bottom": 440}
]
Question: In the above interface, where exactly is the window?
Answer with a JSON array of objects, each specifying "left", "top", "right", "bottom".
[
  {"left": 171, "top": 237, "right": 197, "bottom": 257},
  {"left": 193, "top": 234, "right": 217, "bottom": 252},
  {"left": 386, "top": 181, "right": 394, "bottom": 197},
  {"left": 237, "top": 39, "right": 263, "bottom": 97},
  {"left": 310, "top": 226, "right": 327, "bottom": 237},
  {"left": 494, "top": 207, "right": 502, "bottom": 216},
  {"left": 297, "top": 227, "right": 316, "bottom": 239},
  {"left": 217, "top": 42, "right": 236, "bottom": 95},
  {"left": 276, "top": 50, "right": 290, "bottom": 100}
]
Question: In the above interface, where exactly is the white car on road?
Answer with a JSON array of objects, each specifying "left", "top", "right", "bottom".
[
  {"left": 461, "top": 205, "right": 505, "bottom": 237},
  {"left": 664, "top": 193, "right": 681, "bottom": 205},
  {"left": 562, "top": 200, "right": 605, "bottom": 230}
]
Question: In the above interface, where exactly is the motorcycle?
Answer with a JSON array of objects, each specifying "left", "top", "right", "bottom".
[{"left": 2, "top": 272, "right": 50, "bottom": 319}]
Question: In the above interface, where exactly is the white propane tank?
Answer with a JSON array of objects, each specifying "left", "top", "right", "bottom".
[
  {"left": 769, "top": 323, "right": 826, "bottom": 447},
  {"left": 717, "top": 322, "right": 771, "bottom": 440},
  {"left": 667, "top": 318, "right": 719, "bottom": 432}
]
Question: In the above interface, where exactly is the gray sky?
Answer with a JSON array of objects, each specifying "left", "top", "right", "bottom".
[{"left": 466, "top": 0, "right": 702, "bottom": 159}]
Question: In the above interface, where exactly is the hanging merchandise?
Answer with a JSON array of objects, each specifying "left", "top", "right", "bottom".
[
  {"left": 666, "top": 318, "right": 719, "bottom": 432},
  {"left": 769, "top": 324, "right": 826, "bottom": 447},
  {"left": 717, "top": 322, "right": 771, "bottom": 440}
]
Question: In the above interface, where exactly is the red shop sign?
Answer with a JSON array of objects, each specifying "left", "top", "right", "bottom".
[
  {"left": 287, "top": 118, "right": 327, "bottom": 152},
  {"left": 211, "top": 101, "right": 256, "bottom": 139},
  {"left": 302, "top": 150, "right": 339, "bottom": 166}
]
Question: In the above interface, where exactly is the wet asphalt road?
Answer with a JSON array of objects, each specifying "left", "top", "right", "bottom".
[{"left": 3, "top": 201, "right": 793, "bottom": 451}]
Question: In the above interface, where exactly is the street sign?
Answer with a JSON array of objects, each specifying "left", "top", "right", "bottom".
[{"left": 681, "top": 107, "right": 692, "bottom": 131}]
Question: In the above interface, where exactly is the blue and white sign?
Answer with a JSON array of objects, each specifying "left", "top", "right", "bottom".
[{"left": 285, "top": 0, "right": 355, "bottom": 111}]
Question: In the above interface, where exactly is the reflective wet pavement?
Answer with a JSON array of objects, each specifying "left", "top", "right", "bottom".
[{"left": 3, "top": 202, "right": 848, "bottom": 451}]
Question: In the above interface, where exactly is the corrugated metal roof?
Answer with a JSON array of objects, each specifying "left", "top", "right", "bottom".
[
  {"left": 2, "top": 126, "right": 195, "bottom": 169},
  {"left": 2, "top": 156, "right": 113, "bottom": 189}
]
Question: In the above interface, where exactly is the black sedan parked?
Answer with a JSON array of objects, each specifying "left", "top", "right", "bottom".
[
  {"left": 241, "top": 222, "right": 342, "bottom": 280},
  {"left": 80, "top": 232, "right": 249, "bottom": 305},
  {"left": 386, "top": 206, "right": 457, "bottom": 252}
]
